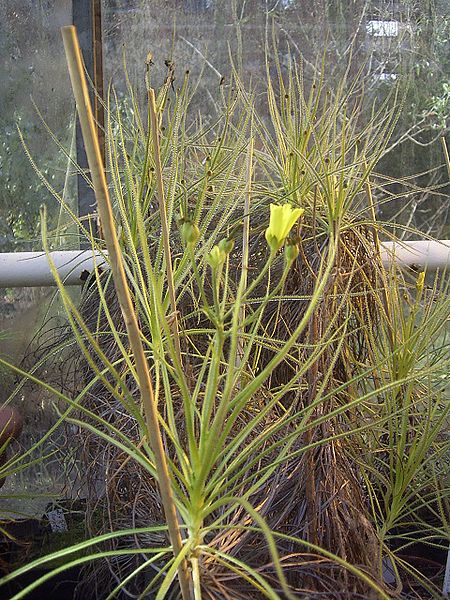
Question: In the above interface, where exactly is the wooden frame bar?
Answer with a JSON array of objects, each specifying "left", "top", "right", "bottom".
[{"left": 72, "top": 0, "right": 104, "bottom": 238}]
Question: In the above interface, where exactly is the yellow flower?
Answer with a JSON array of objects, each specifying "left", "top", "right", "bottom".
[{"left": 265, "top": 203, "right": 304, "bottom": 252}]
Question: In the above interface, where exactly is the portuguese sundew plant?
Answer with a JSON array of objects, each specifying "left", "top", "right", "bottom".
[{"left": 0, "top": 26, "right": 449, "bottom": 600}]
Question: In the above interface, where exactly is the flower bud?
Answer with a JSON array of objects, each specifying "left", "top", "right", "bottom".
[
  {"left": 416, "top": 271, "right": 425, "bottom": 293},
  {"left": 180, "top": 219, "right": 200, "bottom": 247},
  {"left": 206, "top": 245, "right": 226, "bottom": 271},
  {"left": 284, "top": 237, "right": 300, "bottom": 265},
  {"left": 218, "top": 237, "right": 234, "bottom": 255}
]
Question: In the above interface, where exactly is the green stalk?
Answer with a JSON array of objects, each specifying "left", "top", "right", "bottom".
[
  {"left": 148, "top": 87, "right": 183, "bottom": 369},
  {"left": 194, "top": 237, "right": 337, "bottom": 499}
]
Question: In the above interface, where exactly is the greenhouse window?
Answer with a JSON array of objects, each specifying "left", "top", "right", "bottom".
[{"left": 1, "top": 4, "right": 450, "bottom": 598}]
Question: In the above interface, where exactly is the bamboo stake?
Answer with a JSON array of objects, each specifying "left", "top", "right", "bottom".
[
  {"left": 442, "top": 136, "right": 450, "bottom": 180},
  {"left": 148, "top": 88, "right": 183, "bottom": 369},
  {"left": 61, "top": 26, "right": 191, "bottom": 600}
]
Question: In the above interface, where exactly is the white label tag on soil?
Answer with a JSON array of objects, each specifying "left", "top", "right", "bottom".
[
  {"left": 46, "top": 508, "right": 68, "bottom": 533},
  {"left": 443, "top": 545, "right": 450, "bottom": 597},
  {"left": 381, "top": 556, "right": 397, "bottom": 586}
]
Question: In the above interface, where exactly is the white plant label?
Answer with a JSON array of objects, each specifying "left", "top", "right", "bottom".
[
  {"left": 382, "top": 556, "right": 397, "bottom": 586},
  {"left": 443, "top": 545, "right": 450, "bottom": 598},
  {"left": 46, "top": 508, "right": 68, "bottom": 533}
]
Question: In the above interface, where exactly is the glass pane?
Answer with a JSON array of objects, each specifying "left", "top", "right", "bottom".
[
  {"left": 0, "top": 0, "right": 76, "bottom": 252},
  {"left": 0, "top": 0, "right": 75, "bottom": 512},
  {"left": 102, "top": 0, "right": 449, "bottom": 236}
]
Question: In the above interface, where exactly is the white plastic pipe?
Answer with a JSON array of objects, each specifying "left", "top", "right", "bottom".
[
  {"left": 0, "top": 251, "right": 108, "bottom": 287},
  {"left": 380, "top": 240, "right": 450, "bottom": 271},
  {"left": 0, "top": 241, "right": 448, "bottom": 287}
]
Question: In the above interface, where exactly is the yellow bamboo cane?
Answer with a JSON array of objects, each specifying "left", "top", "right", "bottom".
[{"left": 61, "top": 26, "right": 191, "bottom": 600}]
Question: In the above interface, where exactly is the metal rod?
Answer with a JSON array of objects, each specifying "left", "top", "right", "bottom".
[{"left": 73, "top": 0, "right": 104, "bottom": 238}]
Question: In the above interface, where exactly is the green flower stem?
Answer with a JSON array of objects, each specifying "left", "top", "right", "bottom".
[
  {"left": 147, "top": 264, "right": 199, "bottom": 474},
  {"left": 188, "top": 246, "right": 218, "bottom": 326},
  {"left": 233, "top": 136, "right": 254, "bottom": 382},
  {"left": 148, "top": 87, "right": 183, "bottom": 370},
  {"left": 223, "top": 250, "right": 276, "bottom": 322},
  {"left": 211, "top": 265, "right": 223, "bottom": 319},
  {"left": 198, "top": 329, "right": 225, "bottom": 450},
  {"left": 194, "top": 255, "right": 299, "bottom": 499},
  {"left": 212, "top": 238, "right": 338, "bottom": 463},
  {"left": 214, "top": 263, "right": 289, "bottom": 417}
]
